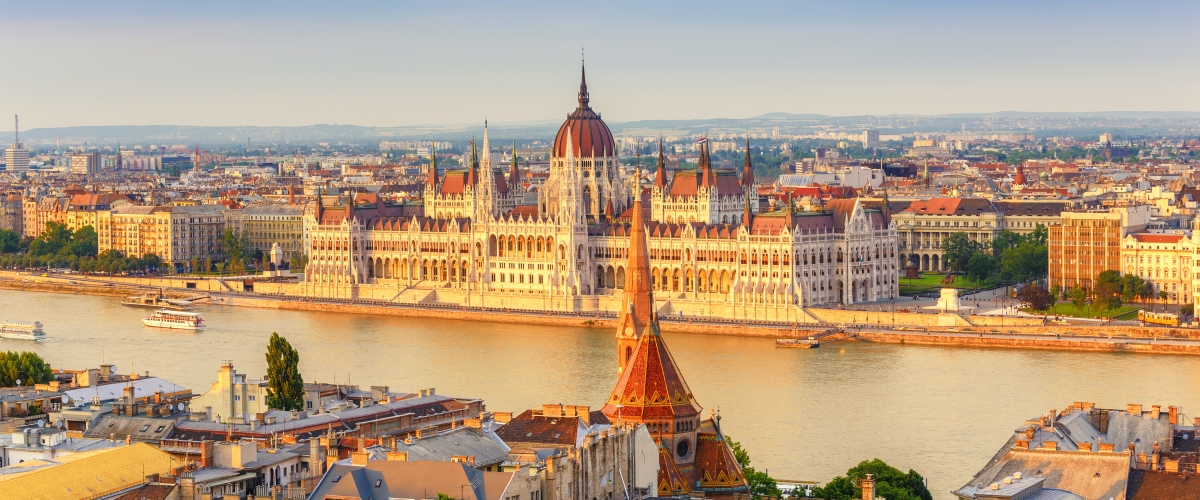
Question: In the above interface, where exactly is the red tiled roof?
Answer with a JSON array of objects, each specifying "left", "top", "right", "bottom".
[
  {"left": 1131, "top": 233, "right": 1185, "bottom": 243},
  {"left": 694, "top": 419, "right": 749, "bottom": 492}
]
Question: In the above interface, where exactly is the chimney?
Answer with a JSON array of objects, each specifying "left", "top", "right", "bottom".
[
  {"left": 1169, "top": 406, "right": 1179, "bottom": 426},
  {"left": 1043, "top": 441, "right": 1058, "bottom": 451},
  {"left": 1099, "top": 443, "right": 1115, "bottom": 452},
  {"left": 350, "top": 451, "right": 370, "bottom": 466},
  {"left": 861, "top": 474, "right": 875, "bottom": 500},
  {"left": 1128, "top": 404, "right": 1143, "bottom": 415},
  {"left": 126, "top": 435, "right": 132, "bottom": 445},
  {"left": 1014, "top": 440, "right": 1029, "bottom": 450},
  {"left": 1151, "top": 405, "right": 1162, "bottom": 420},
  {"left": 386, "top": 451, "right": 408, "bottom": 462}
]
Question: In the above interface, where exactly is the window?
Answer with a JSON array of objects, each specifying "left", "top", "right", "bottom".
[
  {"left": 235, "top": 395, "right": 240, "bottom": 401},
  {"left": 140, "top": 424, "right": 150, "bottom": 432},
  {"left": 249, "top": 395, "right": 255, "bottom": 402}
]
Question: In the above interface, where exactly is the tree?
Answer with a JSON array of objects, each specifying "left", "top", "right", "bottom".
[
  {"left": 727, "top": 436, "right": 781, "bottom": 499},
  {"left": 1121, "top": 274, "right": 1145, "bottom": 302},
  {"left": 1018, "top": 283, "right": 1051, "bottom": 311},
  {"left": 965, "top": 253, "right": 997, "bottom": 284},
  {"left": 991, "top": 230, "right": 1024, "bottom": 258},
  {"left": 221, "top": 228, "right": 251, "bottom": 273},
  {"left": 811, "top": 459, "right": 932, "bottom": 500},
  {"left": 265, "top": 332, "right": 304, "bottom": 411},
  {"left": 0, "top": 229, "right": 19, "bottom": 254},
  {"left": 289, "top": 253, "right": 309, "bottom": 272},
  {"left": 1095, "top": 281, "right": 1122, "bottom": 317},
  {"left": 0, "top": 351, "right": 53, "bottom": 387},
  {"left": 1070, "top": 286, "right": 1088, "bottom": 314},
  {"left": 941, "top": 232, "right": 979, "bottom": 274},
  {"left": 1181, "top": 304, "right": 1195, "bottom": 318},
  {"left": 1048, "top": 285, "right": 1059, "bottom": 315},
  {"left": 28, "top": 221, "right": 73, "bottom": 256},
  {"left": 66, "top": 225, "right": 98, "bottom": 258},
  {"left": 436, "top": 494, "right": 455, "bottom": 500}
]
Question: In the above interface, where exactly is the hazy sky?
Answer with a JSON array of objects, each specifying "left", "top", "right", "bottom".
[{"left": 3, "top": 1, "right": 1198, "bottom": 129}]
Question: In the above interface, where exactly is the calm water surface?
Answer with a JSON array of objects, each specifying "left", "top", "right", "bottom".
[{"left": 2, "top": 289, "right": 1194, "bottom": 499}]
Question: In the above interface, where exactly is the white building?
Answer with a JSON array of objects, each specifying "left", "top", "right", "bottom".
[{"left": 191, "top": 362, "right": 270, "bottom": 424}]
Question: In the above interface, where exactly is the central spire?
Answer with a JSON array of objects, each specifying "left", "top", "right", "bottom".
[{"left": 578, "top": 53, "right": 590, "bottom": 109}]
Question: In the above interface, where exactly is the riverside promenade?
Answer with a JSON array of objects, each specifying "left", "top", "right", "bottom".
[{"left": 4, "top": 270, "right": 1199, "bottom": 354}]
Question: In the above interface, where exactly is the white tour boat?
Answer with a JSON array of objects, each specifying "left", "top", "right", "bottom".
[
  {"left": 142, "top": 309, "right": 205, "bottom": 330},
  {"left": 0, "top": 321, "right": 47, "bottom": 341}
]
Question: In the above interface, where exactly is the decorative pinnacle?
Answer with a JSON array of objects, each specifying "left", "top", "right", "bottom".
[{"left": 578, "top": 51, "right": 590, "bottom": 109}]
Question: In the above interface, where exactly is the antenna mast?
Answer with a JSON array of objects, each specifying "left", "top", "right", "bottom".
[{"left": 14, "top": 114, "right": 18, "bottom": 144}]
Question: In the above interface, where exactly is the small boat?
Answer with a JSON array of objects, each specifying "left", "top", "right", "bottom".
[
  {"left": 142, "top": 309, "right": 205, "bottom": 330},
  {"left": 0, "top": 321, "right": 47, "bottom": 341},
  {"left": 776, "top": 337, "right": 819, "bottom": 349},
  {"left": 122, "top": 291, "right": 192, "bottom": 310}
]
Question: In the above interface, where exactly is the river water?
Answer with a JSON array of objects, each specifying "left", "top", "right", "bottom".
[{"left": 2, "top": 289, "right": 1195, "bottom": 498}]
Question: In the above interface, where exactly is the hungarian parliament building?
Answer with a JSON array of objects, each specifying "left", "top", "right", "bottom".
[{"left": 300, "top": 66, "right": 900, "bottom": 321}]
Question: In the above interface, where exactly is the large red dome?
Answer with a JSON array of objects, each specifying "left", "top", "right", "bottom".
[{"left": 553, "top": 64, "right": 616, "bottom": 159}]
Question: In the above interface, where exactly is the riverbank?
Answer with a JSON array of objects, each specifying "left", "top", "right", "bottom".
[{"left": 4, "top": 275, "right": 1200, "bottom": 354}]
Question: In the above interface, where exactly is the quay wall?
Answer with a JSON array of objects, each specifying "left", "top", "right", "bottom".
[{"left": 856, "top": 331, "right": 1200, "bottom": 354}]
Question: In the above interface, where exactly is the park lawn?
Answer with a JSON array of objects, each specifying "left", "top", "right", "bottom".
[
  {"left": 898, "top": 273, "right": 987, "bottom": 296},
  {"left": 1025, "top": 302, "right": 1140, "bottom": 319}
]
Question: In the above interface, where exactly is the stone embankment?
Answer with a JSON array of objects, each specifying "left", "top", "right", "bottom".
[{"left": 3, "top": 272, "right": 1199, "bottom": 354}]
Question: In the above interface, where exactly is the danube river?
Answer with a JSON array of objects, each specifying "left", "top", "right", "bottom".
[{"left": 4, "top": 289, "right": 1197, "bottom": 498}]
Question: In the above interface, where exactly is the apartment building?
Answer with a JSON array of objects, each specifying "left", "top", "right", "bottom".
[
  {"left": 241, "top": 203, "right": 306, "bottom": 261},
  {"left": 894, "top": 198, "right": 1003, "bottom": 271},
  {"left": 1120, "top": 231, "right": 1192, "bottom": 303},
  {"left": 98, "top": 204, "right": 226, "bottom": 267},
  {"left": 1049, "top": 204, "right": 1150, "bottom": 290},
  {"left": 71, "top": 152, "right": 102, "bottom": 175}
]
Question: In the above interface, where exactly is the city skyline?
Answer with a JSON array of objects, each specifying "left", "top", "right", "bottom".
[{"left": 4, "top": 0, "right": 1199, "bottom": 130}]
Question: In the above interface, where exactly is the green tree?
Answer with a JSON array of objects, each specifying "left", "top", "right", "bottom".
[
  {"left": 436, "top": 494, "right": 455, "bottom": 500},
  {"left": 1048, "top": 285, "right": 1059, "bottom": 315},
  {"left": 1070, "top": 286, "right": 1088, "bottom": 314},
  {"left": 28, "top": 221, "right": 73, "bottom": 256},
  {"left": 941, "top": 232, "right": 980, "bottom": 274},
  {"left": 265, "top": 332, "right": 304, "bottom": 411},
  {"left": 289, "top": 253, "right": 308, "bottom": 272},
  {"left": 0, "top": 351, "right": 53, "bottom": 387},
  {"left": 965, "top": 253, "right": 997, "bottom": 284},
  {"left": 727, "top": 436, "right": 781, "bottom": 499},
  {"left": 990, "top": 230, "right": 1024, "bottom": 258},
  {"left": 221, "top": 228, "right": 251, "bottom": 273},
  {"left": 66, "top": 225, "right": 99, "bottom": 257},
  {"left": 1095, "top": 281, "right": 1122, "bottom": 317},
  {"left": 0, "top": 229, "right": 19, "bottom": 254},
  {"left": 191, "top": 256, "right": 200, "bottom": 274},
  {"left": 204, "top": 257, "right": 213, "bottom": 274},
  {"left": 811, "top": 459, "right": 932, "bottom": 500},
  {"left": 1121, "top": 274, "right": 1145, "bottom": 302},
  {"left": 1181, "top": 304, "right": 1194, "bottom": 317}
]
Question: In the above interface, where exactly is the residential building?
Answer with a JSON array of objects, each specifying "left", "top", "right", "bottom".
[
  {"left": 0, "top": 192, "right": 21, "bottom": 234},
  {"left": 862, "top": 129, "right": 879, "bottom": 148},
  {"left": 4, "top": 144, "right": 29, "bottom": 172},
  {"left": 894, "top": 198, "right": 1003, "bottom": 271},
  {"left": 309, "top": 459, "right": 542, "bottom": 500},
  {"left": 241, "top": 203, "right": 306, "bottom": 261},
  {"left": 0, "top": 442, "right": 174, "bottom": 499},
  {"left": 955, "top": 401, "right": 1199, "bottom": 499},
  {"left": 1049, "top": 204, "right": 1151, "bottom": 290},
  {"left": 70, "top": 152, "right": 102, "bottom": 175},
  {"left": 1121, "top": 231, "right": 1193, "bottom": 303},
  {"left": 189, "top": 362, "right": 269, "bottom": 424},
  {"left": 97, "top": 204, "right": 226, "bottom": 267}
]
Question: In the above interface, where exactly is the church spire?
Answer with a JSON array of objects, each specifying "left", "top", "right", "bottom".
[
  {"left": 613, "top": 182, "right": 654, "bottom": 375},
  {"left": 427, "top": 142, "right": 438, "bottom": 188},
  {"left": 578, "top": 52, "right": 590, "bottom": 109},
  {"left": 467, "top": 136, "right": 479, "bottom": 186},
  {"left": 742, "top": 137, "right": 754, "bottom": 189},
  {"left": 510, "top": 141, "right": 521, "bottom": 191},
  {"left": 742, "top": 189, "right": 753, "bottom": 227},
  {"left": 655, "top": 138, "right": 667, "bottom": 188}
]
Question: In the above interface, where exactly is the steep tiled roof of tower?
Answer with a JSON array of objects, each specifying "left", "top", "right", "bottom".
[
  {"left": 658, "top": 444, "right": 692, "bottom": 497},
  {"left": 601, "top": 317, "right": 702, "bottom": 420},
  {"left": 694, "top": 418, "right": 749, "bottom": 493}
]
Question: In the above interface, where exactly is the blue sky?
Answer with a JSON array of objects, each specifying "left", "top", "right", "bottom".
[{"left": 3, "top": 1, "right": 1197, "bottom": 128}]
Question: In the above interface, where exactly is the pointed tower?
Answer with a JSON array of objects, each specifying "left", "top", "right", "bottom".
[
  {"left": 477, "top": 124, "right": 496, "bottom": 219},
  {"left": 742, "top": 137, "right": 754, "bottom": 189},
  {"left": 467, "top": 138, "right": 479, "bottom": 187},
  {"left": 115, "top": 139, "right": 122, "bottom": 170},
  {"left": 509, "top": 141, "right": 521, "bottom": 193},
  {"left": 614, "top": 186, "right": 652, "bottom": 375},
  {"left": 427, "top": 143, "right": 439, "bottom": 188},
  {"left": 603, "top": 186, "right": 702, "bottom": 477},
  {"left": 655, "top": 139, "right": 667, "bottom": 189}
]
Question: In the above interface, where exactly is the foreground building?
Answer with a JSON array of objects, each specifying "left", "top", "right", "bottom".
[
  {"left": 299, "top": 65, "right": 899, "bottom": 320},
  {"left": 955, "top": 401, "right": 1200, "bottom": 499}
]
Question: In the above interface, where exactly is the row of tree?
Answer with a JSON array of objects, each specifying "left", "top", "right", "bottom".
[
  {"left": 727, "top": 436, "right": 932, "bottom": 500},
  {"left": 1016, "top": 269, "right": 1186, "bottom": 318},
  {"left": 940, "top": 225, "right": 1049, "bottom": 285},
  {"left": 0, "top": 351, "right": 53, "bottom": 388}
]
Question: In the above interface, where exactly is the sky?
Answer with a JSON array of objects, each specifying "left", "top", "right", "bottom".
[{"left": 2, "top": 0, "right": 1198, "bottom": 129}]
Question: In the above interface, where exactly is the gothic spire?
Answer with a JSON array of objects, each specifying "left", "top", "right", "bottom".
[
  {"left": 467, "top": 137, "right": 479, "bottom": 186},
  {"left": 655, "top": 138, "right": 667, "bottom": 188},
  {"left": 427, "top": 142, "right": 438, "bottom": 188},
  {"left": 742, "top": 137, "right": 754, "bottom": 189},
  {"left": 742, "top": 189, "right": 753, "bottom": 227},
  {"left": 510, "top": 141, "right": 521, "bottom": 191},
  {"left": 578, "top": 55, "right": 590, "bottom": 109}
]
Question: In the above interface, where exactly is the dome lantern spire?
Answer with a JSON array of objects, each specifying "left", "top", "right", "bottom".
[{"left": 578, "top": 50, "right": 590, "bottom": 109}]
